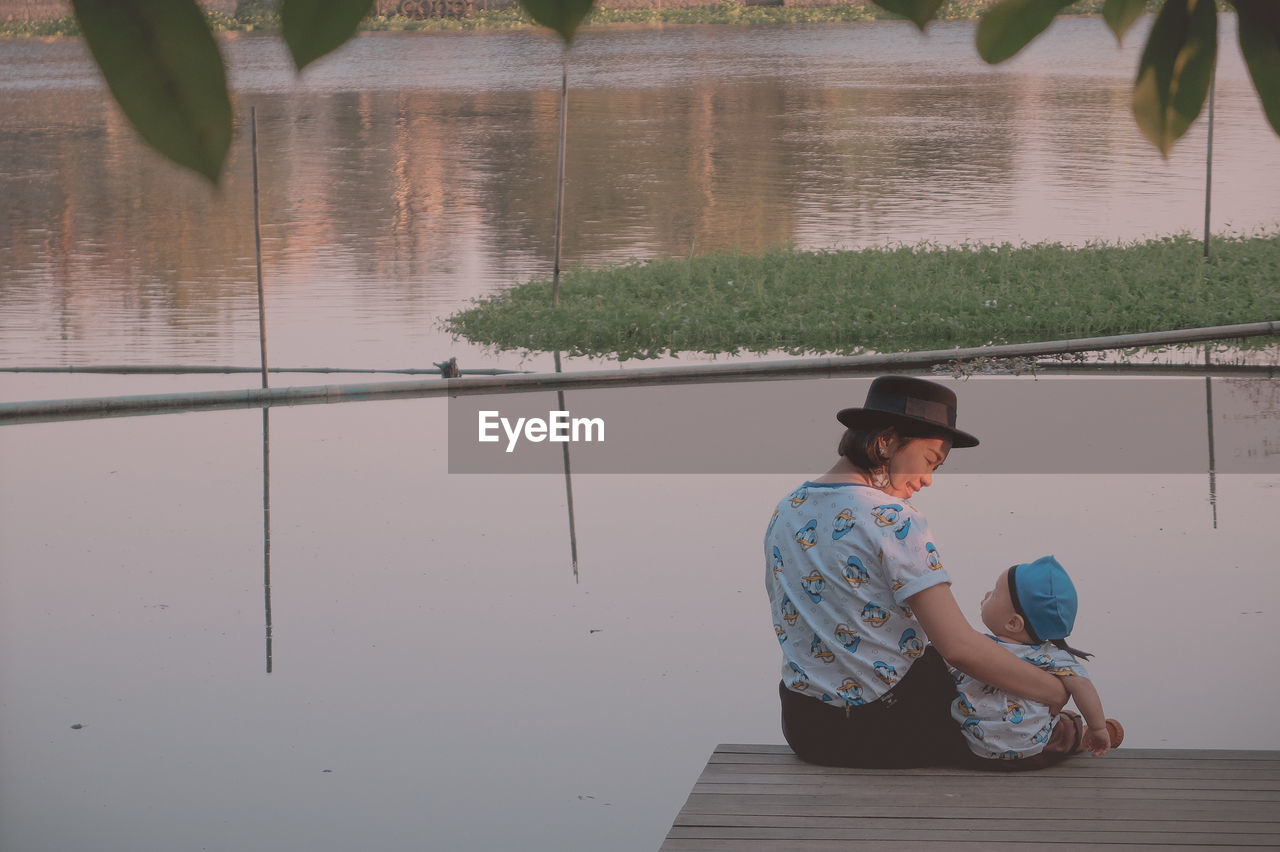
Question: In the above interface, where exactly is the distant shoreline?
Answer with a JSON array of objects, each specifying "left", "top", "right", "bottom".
[{"left": 0, "top": 1, "right": 1145, "bottom": 40}]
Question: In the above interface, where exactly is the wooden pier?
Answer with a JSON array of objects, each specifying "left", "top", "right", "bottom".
[{"left": 662, "top": 743, "right": 1280, "bottom": 850}]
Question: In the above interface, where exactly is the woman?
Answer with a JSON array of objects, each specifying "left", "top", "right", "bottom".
[{"left": 765, "top": 375, "right": 1068, "bottom": 768}]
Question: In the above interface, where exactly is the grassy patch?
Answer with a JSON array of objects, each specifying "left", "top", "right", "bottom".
[
  {"left": 443, "top": 232, "right": 1280, "bottom": 360},
  {"left": 0, "top": 18, "right": 80, "bottom": 37},
  {"left": 0, "top": 1, "right": 1164, "bottom": 39}
]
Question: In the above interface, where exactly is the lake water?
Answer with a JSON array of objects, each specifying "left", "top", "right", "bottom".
[
  {"left": 2, "top": 15, "right": 1279, "bottom": 852},
  {"left": 3, "top": 15, "right": 1280, "bottom": 377}
]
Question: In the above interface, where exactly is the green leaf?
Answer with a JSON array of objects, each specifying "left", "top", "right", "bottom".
[
  {"left": 976, "top": 0, "right": 1077, "bottom": 65},
  {"left": 519, "top": 0, "right": 594, "bottom": 44},
  {"left": 1233, "top": 0, "right": 1280, "bottom": 137},
  {"left": 282, "top": 0, "right": 374, "bottom": 71},
  {"left": 1132, "top": 0, "right": 1218, "bottom": 158},
  {"left": 1102, "top": 0, "right": 1147, "bottom": 43},
  {"left": 71, "top": 0, "right": 230, "bottom": 183},
  {"left": 867, "top": 0, "right": 946, "bottom": 30}
]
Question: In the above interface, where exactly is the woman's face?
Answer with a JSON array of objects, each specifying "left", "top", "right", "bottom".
[{"left": 883, "top": 436, "right": 951, "bottom": 499}]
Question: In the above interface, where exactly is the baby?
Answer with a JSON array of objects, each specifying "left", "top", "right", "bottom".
[{"left": 950, "top": 555, "right": 1122, "bottom": 766}]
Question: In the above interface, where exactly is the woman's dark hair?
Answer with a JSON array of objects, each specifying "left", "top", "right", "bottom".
[{"left": 837, "top": 421, "right": 951, "bottom": 470}]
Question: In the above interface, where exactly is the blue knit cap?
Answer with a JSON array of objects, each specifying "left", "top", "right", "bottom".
[{"left": 1007, "top": 555, "right": 1077, "bottom": 643}]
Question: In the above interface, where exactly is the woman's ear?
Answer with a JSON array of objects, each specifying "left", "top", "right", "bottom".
[{"left": 873, "top": 427, "right": 900, "bottom": 462}]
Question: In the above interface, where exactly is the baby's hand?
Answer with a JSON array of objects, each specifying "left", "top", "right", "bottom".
[{"left": 1082, "top": 726, "right": 1111, "bottom": 757}]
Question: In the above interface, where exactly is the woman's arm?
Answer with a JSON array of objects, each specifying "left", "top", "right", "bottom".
[{"left": 908, "top": 584, "right": 1069, "bottom": 712}]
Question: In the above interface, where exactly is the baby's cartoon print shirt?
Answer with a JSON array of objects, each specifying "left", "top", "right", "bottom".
[
  {"left": 950, "top": 637, "right": 1091, "bottom": 759},
  {"left": 765, "top": 481, "right": 951, "bottom": 707}
]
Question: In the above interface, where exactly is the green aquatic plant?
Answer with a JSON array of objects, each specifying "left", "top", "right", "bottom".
[
  {"left": 443, "top": 232, "right": 1280, "bottom": 360},
  {"left": 0, "top": 19, "right": 82, "bottom": 36}
]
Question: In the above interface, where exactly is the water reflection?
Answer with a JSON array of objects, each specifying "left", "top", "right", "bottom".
[
  {"left": 263, "top": 408, "right": 275, "bottom": 673},
  {"left": 3, "top": 18, "right": 1279, "bottom": 371},
  {"left": 1, "top": 376, "right": 1277, "bottom": 852},
  {"left": 554, "top": 351, "right": 582, "bottom": 580},
  {"left": 1205, "top": 361, "right": 1219, "bottom": 529}
]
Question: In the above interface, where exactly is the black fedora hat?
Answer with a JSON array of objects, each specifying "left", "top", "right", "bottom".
[{"left": 836, "top": 376, "right": 979, "bottom": 448}]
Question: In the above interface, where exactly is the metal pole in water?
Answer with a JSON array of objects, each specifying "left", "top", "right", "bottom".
[
  {"left": 0, "top": 365, "right": 526, "bottom": 376},
  {"left": 1205, "top": 348, "right": 1218, "bottom": 530},
  {"left": 251, "top": 106, "right": 269, "bottom": 388},
  {"left": 263, "top": 409, "right": 274, "bottom": 672},
  {"left": 1203, "top": 67, "right": 1215, "bottom": 259},
  {"left": 551, "top": 52, "right": 569, "bottom": 306},
  {"left": 548, "top": 52, "right": 577, "bottom": 575},
  {"left": 4, "top": 322, "right": 1276, "bottom": 425},
  {"left": 252, "top": 106, "right": 274, "bottom": 669},
  {"left": 554, "top": 350, "right": 580, "bottom": 581}
]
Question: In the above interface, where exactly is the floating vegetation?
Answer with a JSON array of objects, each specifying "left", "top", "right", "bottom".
[{"left": 443, "top": 232, "right": 1280, "bottom": 360}]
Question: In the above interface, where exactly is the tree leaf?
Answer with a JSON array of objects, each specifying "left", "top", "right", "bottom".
[
  {"left": 1131, "top": 0, "right": 1218, "bottom": 158},
  {"left": 519, "top": 0, "right": 594, "bottom": 44},
  {"left": 867, "top": 0, "right": 947, "bottom": 31},
  {"left": 1233, "top": 0, "right": 1280, "bottom": 137},
  {"left": 71, "top": 0, "right": 231, "bottom": 183},
  {"left": 282, "top": 0, "right": 374, "bottom": 71},
  {"left": 976, "top": 0, "right": 1077, "bottom": 65},
  {"left": 1102, "top": 0, "right": 1147, "bottom": 43}
]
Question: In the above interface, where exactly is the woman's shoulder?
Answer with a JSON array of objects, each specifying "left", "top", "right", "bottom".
[{"left": 776, "top": 480, "right": 870, "bottom": 507}]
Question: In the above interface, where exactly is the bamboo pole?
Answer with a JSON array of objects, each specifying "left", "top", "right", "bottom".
[
  {"left": 1203, "top": 67, "right": 1215, "bottom": 259},
  {"left": 1019, "top": 362, "right": 1272, "bottom": 376},
  {"left": 1, "top": 321, "right": 1275, "bottom": 425},
  {"left": 3, "top": 363, "right": 1273, "bottom": 377},
  {"left": 554, "top": 350, "right": 580, "bottom": 581},
  {"left": 551, "top": 52, "right": 569, "bottom": 306},
  {"left": 252, "top": 107, "right": 274, "bottom": 671},
  {"left": 251, "top": 107, "right": 269, "bottom": 389},
  {"left": 263, "top": 408, "right": 273, "bottom": 673},
  {"left": 1205, "top": 348, "right": 1218, "bottom": 530},
  {"left": 548, "top": 52, "right": 577, "bottom": 574},
  {"left": 0, "top": 366, "right": 526, "bottom": 375}
]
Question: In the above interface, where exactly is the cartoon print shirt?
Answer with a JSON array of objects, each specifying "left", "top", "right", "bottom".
[
  {"left": 950, "top": 637, "right": 1091, "bottom": 760},
  {"left": 765, "top": 481, "right": 950, "bottom": 708}
]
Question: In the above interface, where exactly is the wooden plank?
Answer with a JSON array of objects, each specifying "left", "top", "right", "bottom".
[
  {"left": 697, "top": 759, "right": 1280, "bottom": 778},
  {"left": 682, "top": 777, "right": 1280, "bottom": 801},
  {"left": 693, "top": 768, "right": 1280, "bottom": 789},
  {"left": 713, "top": 744, "right": 1280, "bottom": 761},
  {"left": 661, "top": 841, "right": 1268, "bottom": 851},
  {"left": 661, "top": 745, "right": 1280, "bottom": 851},
  {"left": 671, "top": 815, "right": 1275, "bottom": 834},
  {"left": 673, "top": 796, "right": 1273, "bottom": 821},
  {"left": 691, "top": 768, "right": 1279, "bottom": 789},
  {"left": 708, "top": 751, "right": 1280, "bottom": 769},
  {"left": 665, "top": 827, "right": 1280, "bottom": 846},
  {"left": 700, "top": 759, "right": 1280, "bottom": 778}
]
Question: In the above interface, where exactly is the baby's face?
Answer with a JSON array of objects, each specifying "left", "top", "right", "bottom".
[{"left": 980, "top": 568, "right": 1019, "bottom": 636}]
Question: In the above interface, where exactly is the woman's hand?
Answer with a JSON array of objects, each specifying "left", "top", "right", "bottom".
[{"left": 908, "top": 584, "right": 1070, "bottom": 711}]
